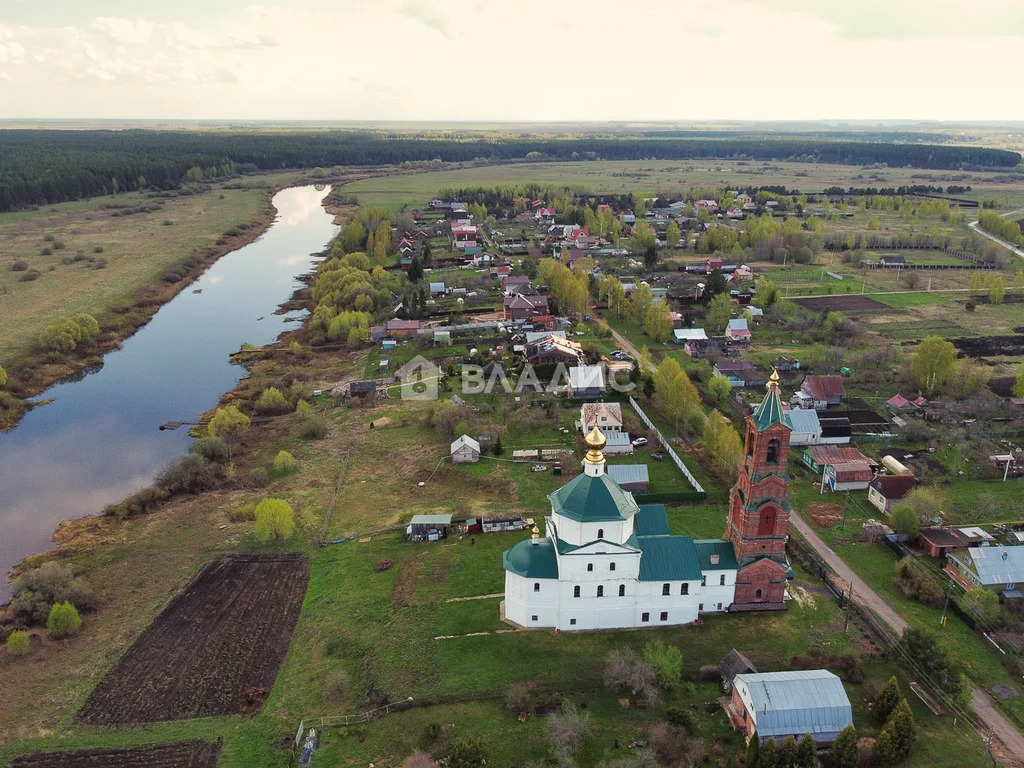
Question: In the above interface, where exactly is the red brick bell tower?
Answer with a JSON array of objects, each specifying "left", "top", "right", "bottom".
[{"left": 725, "top": 369, "right": 791, "bottom": 611}]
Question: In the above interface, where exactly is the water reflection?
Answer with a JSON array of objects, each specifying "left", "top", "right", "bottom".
[{"left": 0, "top": 186, "right": 337, "bottom": 598}]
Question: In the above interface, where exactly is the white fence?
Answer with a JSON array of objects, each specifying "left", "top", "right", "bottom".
[{"left": 628, "top": 396, "right": 705, "bottom": 494}]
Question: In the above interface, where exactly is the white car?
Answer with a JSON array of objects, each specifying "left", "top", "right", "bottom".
[{"left": 632, "top": 437, "right": 648, "bottom": 448}]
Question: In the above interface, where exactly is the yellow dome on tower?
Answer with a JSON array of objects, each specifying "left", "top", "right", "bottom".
[{"left": 584, "top": 425, "right": 607, "bottom": 465}]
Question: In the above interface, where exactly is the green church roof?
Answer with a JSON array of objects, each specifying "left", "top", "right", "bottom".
[
  {"left": 636, "top": 536, "right": 703, "bottom": 581},
  {"left": 503, "top": 538, "right": 559, "bottom": 579},
  {"left": 694, "top": 539, "right": 739, "bottom": 571},
  {"left": 751, "top": 372, "right": 791, "bottom": 432},
  {"left": 635, "top": 504, "right": 671, "bottom": 536},
  {"left": 548, "top": 472, "right": 640, "bottom": 523}
]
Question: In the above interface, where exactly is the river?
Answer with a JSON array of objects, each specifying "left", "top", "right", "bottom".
[{"left": 0, "top": 185, "right": 338, "bottom": 600}]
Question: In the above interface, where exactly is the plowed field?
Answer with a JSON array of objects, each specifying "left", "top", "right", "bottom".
[
  {"left": 9, "top": 740, "right": 220, "bottom": 767},
  {"left": 76, "top": 554, "right": 309, "bottom": 725}
]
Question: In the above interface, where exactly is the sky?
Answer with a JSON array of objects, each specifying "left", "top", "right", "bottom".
[{"left": 0, "top": 0, "right": 1022, "bottom": 122}]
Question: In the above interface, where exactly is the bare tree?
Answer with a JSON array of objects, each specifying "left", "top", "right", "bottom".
[
  {"left": 602, "top": 648, "right": 661, "bottom": 704},
  {"left": 548, "top": 702, "right": 591, "bottom": 767}
]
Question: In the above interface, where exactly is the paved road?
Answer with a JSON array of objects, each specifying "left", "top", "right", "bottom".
[
  {"left": 969, "top": 208, "right": 1024, "bottom": 261},
  {"left": 790, "top": 511, "right": 1024, "bottom": 765}
]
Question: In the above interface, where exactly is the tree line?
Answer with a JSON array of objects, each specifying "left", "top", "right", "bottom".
[{"left": 1, "top": 129, "right": 1019, "bottom": 212}]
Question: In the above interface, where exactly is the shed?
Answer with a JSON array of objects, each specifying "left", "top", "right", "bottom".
[
  {"left": 407, "top": 514, "right": 453, "bottom": 541},
  {"left": 429, "top": 282, "right": 446, "bottom": 295},
  {"left": 818, "top": 417, "right": 852, "bottom": 445},
  {"left": 606, "top": 464, "right": 650, "bottom": 493},
  {"left": 674, "top": 328, "right": 709, "bottom": 344},
  {"left": 568, "top": 365, "right": 606, "bottom": 399},
  {"left": 348, "top": 380, "right": 378, "bottom": 399},
  {"left": 868, "top": 474, "right": 917, "bottom": 515},
  {"left": 720, "top": 649, "right": 758, "bottom": 693},
  {"left": 451, "top": 434, "right": 481, "bottom": 463},
  {"left": 918, "top": 528, "right": 965, "bottom": 558},
  {"left": 602, "top": 431, "right": 634, "bottom": 456},
  {"left": 786, "top": 409, "right": 821, "bottom": 447},
  {"left": 956, "top": 527, "right": 995, "bottom": 546},
  {"left": 730, "top": 670, "right": 853, "bottom": 746},
  {"left": 725, "top": 318, "right": 752, "bottom": 343},
  {"left": 482, "top": 515, "right": 527, "bottom": 533}
]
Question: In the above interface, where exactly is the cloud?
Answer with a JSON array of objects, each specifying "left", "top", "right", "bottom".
[{"left": 397, "top": 0, "right": 450, "bottom": 37}]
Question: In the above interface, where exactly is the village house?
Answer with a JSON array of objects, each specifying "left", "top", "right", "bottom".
[
  {"left": 450, "top": 434, "right": 481, "bottom": 464},
  {"left": 867, "top": 474, "right": 917, "bottom": 515},
  {"left": 529, "top": 314, "right": 556, "bottom": 332},
  {"left": 785, "top": 408, "right": 822, "bottom": 447},
  {"left": 502, "top": 275, "right": 532, "bottom": 294},
  {"left": 947, "top": 546, "right": 1024, "bottom": 598},
  {"left": 580, "top": 402, "right": 624, "bottom": 433},
  {"left": 568, "top": 365, "right": 606, "bottom": 399},
  {"left": 802, "top": 444, "right": 873, "bottom": 475},
  {"left": 525, "top": 335, "right": 585, "bottom": 366},
  {"left": 684, "top": 337, "right": 728, "bottom": 359},
  {"left": 504, "top": 293, "right": 550, "bottom": 321},
  {"left": 729, "top": 670, "right": 853, "bottom": 746},
  {"left": 695, "top": 199, "right": 719, "bottom": 212},
  {"left": 725, "top": 318, "right": 752, "bottom": 343},
  {"left": 726, "top": 206, "right": 744, "bottom": 219},
  {"left": 347, "top": 380, "right": 379, "bottom": 400},
  {"left": 383, "top": 318, "right": 423, "bottom": 337},
  {"left": 408, "top": 514, "right": 453, "bottom": 541},
  {"left": 713, "top": 360, "right": 765, "bottom": 387},
  {"left": 795, "top": 375, "right": 845, "bottom": 410}
]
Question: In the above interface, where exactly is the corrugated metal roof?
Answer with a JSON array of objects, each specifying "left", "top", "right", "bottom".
[
  {"left": 637, "top": 536, "right": 702, "bottom": 581},
  {"left": 960, "top": 546, "right": 1024, "bottom": 585},
  {"left": 674, "top": 328, "right": 709, "bottom": 341},
  {"left": 503, "top": 538, "right": 559, "bottom": 579},
  {"left": 451, "top": 435, "right": 480, "bottom": 454},
  {"left": 604, "top": 431, "right": 632, "bottom": 446},
  {"left": 735, "top": 670, "right": 852, "bottom": 739},
  {"left": 549, "top": 473, "right": 639, "bottom": 523},
  {"left": 568, "top": 365, "right": 605, "bottom": 390},
  {"left": 694, "top": 539, "right": 739, "bottom": 570},
  {"left": 410, "top": 514, "right": 453, "bottom": 525},
  {"left": 607, "top": 464, "right": 650, "bottom": 486},
  {"left": 786, "top": 409, "right": 820, "bottom": 435},
  {"left": 635, "top": 505, "right": 670, "bottom": 536},
  {"left": 728, "top": 318, "right": 749, "bottom": 331}
]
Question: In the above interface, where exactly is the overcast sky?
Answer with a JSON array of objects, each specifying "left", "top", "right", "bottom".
[{"left": 1, "top": 0, "right": 1022, "bottom": 122}]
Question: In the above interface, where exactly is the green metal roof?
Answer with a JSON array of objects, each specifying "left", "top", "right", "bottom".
[
  {"left": 636, "top": 536, "right": 702, "bottom": 581},
  {"left": 693, "top": 539, "right": 739, "bottom": 570},
  {"left": 751, "top": 385, "right": 791, "bottom": 432},
  {"left": 548, "top": 473, "right": 639, "bottom": 523},
  {"left": 635, "top": 504, "right": 671, "bottom": 536},
  {"left": 503, "top": 538, "right": 559, "bottom": 579},
  {"left": 410, "top": 514, "right": 453, "bottom": 525}
]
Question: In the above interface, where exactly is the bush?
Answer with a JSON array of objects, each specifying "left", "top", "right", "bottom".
[
  {"left": 255, "top": 386, "right": 290, "bottom": 415},
  {"left": 273, "top": 450, "right": 297, "bottom": 475},
  {"left": 298, "top": 416, "right": 328, "bottom": 439},
  {"left": 6, "top": 630, "right": 30, "bottom": 657},
  {"left": 664, "top": 705, "right": 695, "bottom": 732},
  {"left": 504, "top": 680, "right": 537, "bottom": 713},
  {"left": 103, "top": 486, "right": 169, "bottom": 519},
  {"left": 10, "top": 259, "right": 28, "bottom": 271},
  {"left": 649, "top": 721, "right": 688, "bottom": 764},
  {"left": 47, "top": 602, "right": 82, "bottom": 638},
  {"left": 889, "top": 504, "right": 919, "bottom": 538},
  {"left": 375, "top": 559, "right": 395, "bottom": 572},
  {"left": 40, "top": 247, "right": 53, "bottom": 256},
  {"left": 93, "top": 245, "right": 104, "bottom": 254},
  {"left": 894, "top": 557, "right": 943, "bottom": 606},
  {"left": 247, "top": 467, "right": 271, "bottom": 488},
  {"left": 643, "top": 638, "right": 683, "bottom": 693},
  {"left": 445, "top": 739, "right": 485, "bottom": 768},
  {"left": 10, "top": 562, "right": 96, "bottom": 625},
  {"left": 254, "top": 497, "right": 295, "bottom": 542},
  {"left": 190, "top": 436, "right": 230, "bottom": 465},
  {"left": 155, "top": 454, "right": 221, "bottom": 495},
  {"left": 228, "top": 502, "right": 257, "bottom": 522},
  {"left": 19, "top": 269, "right": 41, "bottom": 282}
]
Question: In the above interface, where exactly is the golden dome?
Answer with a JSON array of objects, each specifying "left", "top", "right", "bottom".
[
  {"left": 584, "top": 425, "right": 607, "bottom": 465},
  {"left": 531, "top": 525, "right": 541, "bottom": 539},
  {"left": 767, "top": 367, "right": 780, "bottom": 391}
]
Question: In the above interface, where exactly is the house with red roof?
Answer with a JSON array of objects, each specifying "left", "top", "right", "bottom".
[
  {"left": 503, "top": 293, "right": 549, "bottom": 321},
  {"left": 799, "top": 375, "right": 845, "bottom": 410}
]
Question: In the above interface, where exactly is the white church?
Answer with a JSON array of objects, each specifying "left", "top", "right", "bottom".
[{"left": 502, "top": 426, "right": 738, "bottom": 631}]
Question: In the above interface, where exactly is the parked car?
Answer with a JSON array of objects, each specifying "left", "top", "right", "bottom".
[
  {"left": 632, "top": 437, "right": 648, "bottom": 448},
  {"left": 531, "top": 464, "right": 547, "bottom": 472}
]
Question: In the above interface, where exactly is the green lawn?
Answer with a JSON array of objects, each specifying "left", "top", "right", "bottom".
[{"left": 870, "top": 292, "right": 953, "bottom": 309}]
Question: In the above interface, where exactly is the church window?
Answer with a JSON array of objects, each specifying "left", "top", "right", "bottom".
[
  {"left": 681, "top": 583, "right": 689, "bottom": 595},
  {"left": 717, "top": 603, "right": 722, "bottom": 610},
  {"left": 699, "top": 603, "right": 704, "bottom": 611},
  {"left": 701, "top": 575, "right": 707, "bottom": 587},
  {"left": 641, "top": 612, "right": 650, "bottom": 622},
  {"left": 755, "top": 589, "right": 763, "bottom": 599},
  {"left": 619, "top": 584, "right": 626, "bottom": 596},
  {"left": 573, "top": 586, "right": 580, "bottom": 598},
  {"left": 720, "top": 574, "right": 726, "bottom": 586},
  {"left": 758, "top": 507, "right": 777, "bottom": 536},
  {"left": 597, "top": 528, "right": 604, "bottom": 539},
  {"left": 597, "top": 585, "right": 604, "bottom": 597},
  {"left": 531, "top": 615, "right": 538, "bottom": 622},
  {"left": 660, "top": 612, "right": 668, "bottom": 621},
  {"left": 662, "top": 583, "right": 671, "bottom": 596},
  {"left": 587, "top": 563, "right": 593, "bottom": 572},
  {"left": 610, "top": 562, "right": 616, "bottom": 571},
  {"left": 534, "top": 582, "right": 540, "bottom": 592},
  {"left": 766, "top": 438, "right": 780, "bottom": 464},
  {"left": 570, "top": 618, "right": 576, "bottom": 625}
]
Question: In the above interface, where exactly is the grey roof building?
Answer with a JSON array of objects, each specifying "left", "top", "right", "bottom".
[{"left": 731, "top": 670, "right": 853, "bottom": 745}]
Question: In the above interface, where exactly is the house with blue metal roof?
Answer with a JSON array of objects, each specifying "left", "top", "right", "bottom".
[
  {"left": 502, "top": 425, "right": 739, "bottom": 631},
  {"left": 730, "top": 670, "right": 853, "bottom": 746}
]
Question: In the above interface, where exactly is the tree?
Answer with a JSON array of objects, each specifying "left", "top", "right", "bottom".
[
  {"left": 746, "top": 732, "right": 760, "bottom": 768},
  {"left": 705, "top": 293, "right": 732, "bottom": 334},
  {"left": 753, "top": 276, "right": 779, "bottom": 308},
  {"left": 903, "top": 486, "right": 947, "bottom": 521},
  {"left": 909, "top": 336, "right": 956, "bottom": 395},
  {"left": 1014, "top": 363, "right": 1024, "bottom": 398},
  {"left": 968, "top": 270, "right": 984, "bottom": 297},
  {"left": 963, "top": 587, "right": 1000, "bottom": 624},
  {"left": 988, "top": 274, "right": 1006, "bottom": 305},
  {"left": 1014, "top": 270, "right": 1024, "bottom": 293},
  {"left": 0, "top": 363, "right": 6, "bottom": 388},
  {"left": 758, "top": 737, "right": 779, "bottom": 768},
  {"left": 602, "top": 647, "right": 660, "bottom": 703},
  {"left": 795, "top": 734, "right": 819, "bottom": 768},
  {"left": 643, "top": 302, "right": 673, "bottom": 343},
  {"left": 446, "top": 739, "right": 486, "bottom": 768},
  {"left": 254, "top": 497, "right": 295, "bottom": 542},
  {"left": 47, "top": 601, "right": 82, "bottom": 638},
  {"left": 899, "top": 627, "right": 964, "bottom": 698},
  {"left": 273, "top": 450, "right": 297, "bottom": 475},
  {"left": 255, "top": 387, "right": 290, "bottom": 415},
  {"left": 888, "top": 504, "right": 919, "bottom": 538},
  {"left": 207, "top": 405, "right": 251, "bottom": 458},
  {"left": 642, "top": 638, "right": 683, "bottom": 693},
  {"left": 876, "top": 699, "right": 917, "bottom": 764},
  {"left": 407, "top": 256, "right": 424, "bottom": 282},
  {"left": 631, "top": 220, "right": 657, "bottom": 251},
  {"left": 873, "top": 676, "right": 901, "bottom": 724},
  {"left": 6, "top": 629, "right": 30, "bottom": 657},
  {"left": 778, "top": 735, "right": 799, "bottom": 767},
  {"left": 548, "top": 702, "right": 590, "bottom": 767},
  {"left": 10, "top": 561, "right": 95, "bottom": 625},
  {"left": 829, "top": 725, "right": 858, "bottom": 768},
  {"left": 703, "top": 410, "right": 743, "bottom": 480},
  {"left": 707, "top": 375, "right": 732, "bottom": 403},
  {"left": 666, "top": 220, "right": 681, "bottom": 247}
]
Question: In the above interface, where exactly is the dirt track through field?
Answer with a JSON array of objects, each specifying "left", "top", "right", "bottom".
[{"left": 76, "top": 554, "right": 309, "bottom": 725}]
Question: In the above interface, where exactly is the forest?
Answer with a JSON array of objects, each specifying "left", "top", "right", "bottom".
[{"left": 0, "top": 129, "right": 1020, "bottom": 212}]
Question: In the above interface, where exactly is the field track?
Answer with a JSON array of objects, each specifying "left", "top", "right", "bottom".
[
  {"left": 76, "top": 554, "right": 309, "bottom": 725},
  {"left": 9, "top": 740, "right": 220, "bottom": 767}
]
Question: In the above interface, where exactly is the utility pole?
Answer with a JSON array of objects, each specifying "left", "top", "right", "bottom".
[
  {"left": 841, "top": 491, "right": 849, "bottom": 531},
  {"left": 940, "top": 578, "right": 953, "bottom": 627},
  {"left": 978, "top": 730, "right": 995, "bottom": 768},
  {"left": 844, "top": 581, "right": 854, "bottom": 634}
]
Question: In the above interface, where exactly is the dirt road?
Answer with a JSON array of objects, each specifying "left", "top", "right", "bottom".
[{"left": 791, "top": 511, "right": 1024, "bottom": 765}]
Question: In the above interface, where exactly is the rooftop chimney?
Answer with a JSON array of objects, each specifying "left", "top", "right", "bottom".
[{"left": 710, "top": 554, "right": 720, "bottom": 565}]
